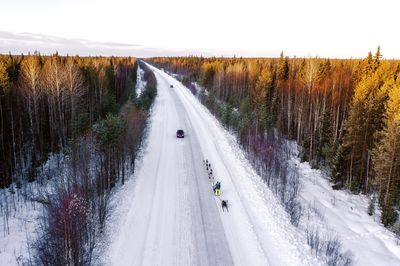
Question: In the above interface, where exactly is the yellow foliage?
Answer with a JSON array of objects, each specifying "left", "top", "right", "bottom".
[{"left": 386, "top": 78, "right": 400, "bottom": 123}]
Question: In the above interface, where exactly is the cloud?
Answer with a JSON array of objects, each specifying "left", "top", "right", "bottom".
[
  {"left": 0, "top": 31, "right": 246, "bottom": 58},
  {"left": 0, "top": 31, "right": 278, "bottom": 58},
  {"left": 0, "top": 31, "right": 147, "bottom": 56}
]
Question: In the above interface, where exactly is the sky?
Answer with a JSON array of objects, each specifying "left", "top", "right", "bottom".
[{"left": 0, "top": 0, "right": 399, "bottom": 58}]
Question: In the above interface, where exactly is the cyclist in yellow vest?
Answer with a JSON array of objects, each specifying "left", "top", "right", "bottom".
[{"left": 214, "top": 181, "right": 221, "bottom": 196}]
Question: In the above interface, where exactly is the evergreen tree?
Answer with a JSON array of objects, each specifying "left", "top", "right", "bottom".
[
  {"left": 277, "top": 52, "right": 289, "bottom": 81},
  {"left": 341, "top": 59, "right": 388, "bottom": 192},
  {"left": 93, "top": 114, "right": 126, "bottom": 189},
  {"left": 373, "top": 78, "right": 400, "bottom": 226},
  {"left": 251, "top": 66, "right": 273, "bottom": 131},
  {"left": 0, "top": 61, "right": 9, "bottom": 92},
  {"left": 332, "top": 143, "right": 346, "bottom": 188},
  {"left": 200, "top": 62, "right": 215, "bottom": 88}
]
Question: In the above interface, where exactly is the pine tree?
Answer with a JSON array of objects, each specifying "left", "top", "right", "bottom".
[
  {"left": 252, "top": 66, "right": 273, "bottom": 131},
  {"left": 93, "top": 114, "right": 126, "bottom": 189},
  {"left": 332, "top": 143, "right": 346, "bottom": 189},
  {"left": 373, "top": 77, "right": 400, "bottom": 226},
  {"left": 277, "top": 52, "right": 289, "bottom": 81},
  {"left": 340, "top": 56, "right": 388, "bottom": 192},
  {"left": 0, "top": 61, "right": 8, "bottom": 91},
  {"left": 200, "top": 62, "right": 215, "bottom": 88}
]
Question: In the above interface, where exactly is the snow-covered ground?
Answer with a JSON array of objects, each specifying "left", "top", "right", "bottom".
[
  {"left": 0, "top": 188, "right": 38, "bottom": 266},
  {"left": 4, "top": 63, "right": 398, "bottom": 266},
  {"left": 136, "top": 63, "right": 146, "bottom": 97},
  {"left": 106, "top": 64, "right": 320, "bottom": 265},
  {"left": 0, "top": 153, "right": 67, "bottom": 266},
  {"left": 290, "top": 145, "right": 400, "bottom": 266}
]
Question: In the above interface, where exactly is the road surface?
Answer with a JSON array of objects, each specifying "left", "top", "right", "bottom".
[{"left": 108, "top": 63, "right": 318, "bottom": 266}]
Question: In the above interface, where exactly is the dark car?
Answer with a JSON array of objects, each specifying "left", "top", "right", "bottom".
[
  {"left": 170, "top": 85, "right": 174, "bottom": 88},
  {"left": 176, "top": 129, "right": 184, "bottom": 138}
]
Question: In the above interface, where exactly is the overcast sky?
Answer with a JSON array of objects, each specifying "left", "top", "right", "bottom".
[{"left": 1, "top": 0, "right": 399, "bottom": 58}]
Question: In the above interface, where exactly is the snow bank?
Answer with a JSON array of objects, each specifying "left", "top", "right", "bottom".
[
  {"left": 289, "top": 143, "right": 400, "bottom": 265},
  {"left": 136, "top": 63, "right": 147, "bottom": 97}
]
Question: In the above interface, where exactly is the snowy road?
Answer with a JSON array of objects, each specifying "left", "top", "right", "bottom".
[{"left": 108, "top": 64, "right": 318, "bottom": 266}]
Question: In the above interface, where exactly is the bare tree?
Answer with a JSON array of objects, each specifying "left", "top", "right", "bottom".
[
  {"left": 65, "top": 57, "right": 85, "bottom": 138},
  {"left": 44, "top": 56, "right": 67, "bottom": 149}
]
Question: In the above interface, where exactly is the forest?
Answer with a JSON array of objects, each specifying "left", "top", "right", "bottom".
[
  {"left": 149, "top": 49, "right": 400, "bottom": 229},
  {"left": 0, "top": 54, "right": 157, "bottom": 264},
  {"left": 1, "top": 49, "right": 399, "bottom": 264}
]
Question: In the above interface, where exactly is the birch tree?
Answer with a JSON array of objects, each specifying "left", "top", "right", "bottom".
[{"left": 65, "top": 57, "right": 84, "bottom": 138}]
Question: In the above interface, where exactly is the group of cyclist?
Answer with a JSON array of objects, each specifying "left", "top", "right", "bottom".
[{"left": 204, "top": 159, "right": 229, "bottom": 212}]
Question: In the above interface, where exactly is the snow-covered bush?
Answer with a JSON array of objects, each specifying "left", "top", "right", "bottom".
[
  {"left": 306, "top": 226, "right": 353, "bottom": 266},
  {"left": 34, "top": 186, "right": 92, "bottom": 265}
]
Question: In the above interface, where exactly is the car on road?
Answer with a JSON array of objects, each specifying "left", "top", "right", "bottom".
[{"left": 176, "top": 129, "right": 184, "bottom": 138}]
